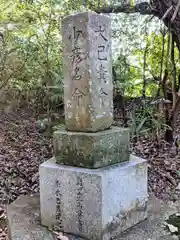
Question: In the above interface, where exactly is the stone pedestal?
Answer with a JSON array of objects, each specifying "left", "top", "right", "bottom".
[
  {"left": 39, "top": 155, "right": 148, "bottom": 240},
  {"left": 53, "top": 126, "right": 130, "bottom": 168}
]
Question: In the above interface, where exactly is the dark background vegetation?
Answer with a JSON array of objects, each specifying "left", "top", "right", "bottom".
[{"left": 1, "top": 0, "right": 180, "bottom": 237}]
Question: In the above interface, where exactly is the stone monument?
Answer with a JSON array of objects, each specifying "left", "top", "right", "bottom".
[{"left": 39, "top": 12, "right": 148, "bottom": 240}]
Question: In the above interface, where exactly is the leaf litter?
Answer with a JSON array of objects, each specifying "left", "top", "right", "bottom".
[{"left": 0, "top": 107, "right": 180, "bottom": 239}]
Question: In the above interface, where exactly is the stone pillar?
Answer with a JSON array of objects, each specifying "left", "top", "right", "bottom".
[
  {"left": 53, "top": 12, "right": 129, "bottom": 169},
  {"left": 62, "top": 12, "right": 113, "bottom": 132},
  {"left": 40, "top": 11, "right": 148, "bottom": 240}
]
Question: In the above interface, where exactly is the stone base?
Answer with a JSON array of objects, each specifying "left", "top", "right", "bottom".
[
  {"left": 7, "top": 193, "right": 179, "bottom": 240},
  {"left": 53, "top": 126, "right": 130, "bottom": 168},
  {"left": 39, "top": 155, "right": 148, "bottom": 240},
  {"left": 7, "top": 194, "right": 54, "bottom": 240}
]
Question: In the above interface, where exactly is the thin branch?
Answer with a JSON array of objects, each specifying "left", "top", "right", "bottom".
[
  {"left": 171, "top": 0, "right": 180, "bottom": 23},
  {"left": 171, "top": 33, "right": 177, "bottom": 109},
  {"left": 166, "top": 23, "right": 171, "bottom": 70},
  {"left": 94, "top": 2, "right": 155, "bottom": 15},
  {"left": 142, "top": 28, "right": 148, "bottom": 99},
  {"left": 160, "top": 28, "right": 166, "bottom": 81},
  {"left": 161, "top": 6, "right": 173, "bottom": 20},
  {"left": 156, "top": 27, "right": 166, "bottom": 98},
  {"left": 161, "top": 68, "right": 169, "bottom": 101},
  {"left": 94, "top": 4, "right": 135, "bottom": 14}
]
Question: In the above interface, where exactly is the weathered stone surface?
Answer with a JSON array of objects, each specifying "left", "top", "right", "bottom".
[
  {"left": 62, "top": 12, "right": 113, "bottom": 132},
  {"left": 116, "top": 194, "right": 180, "bottom": 240},
  {"left": 7, "top": 194, "right": 54, "bottom": 240},
  {"left": 53, "top": 126, "right": 129, "bottom": 168},
  {"left": 39, "top": 155, "right": 148, "bottom": 240}
]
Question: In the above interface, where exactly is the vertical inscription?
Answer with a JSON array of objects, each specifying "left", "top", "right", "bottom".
[
  {"left": 69, "top": 26, "right": 87, "bottom": 82},
  {"left": 100, "top": 88, "right": 108, "bottom": 107},
  {"left": 72, "top": 88, "right": 87, "bottom": 107},
  {"left": 76, "top": 175, "right": 84, "bottom": 232},
  {"left": 96, "top": 25, "right": 108, "bottom": 61},
  {"left": 69, "top": 26, "right": 85, "bottom": 43},
  {"left": 55, "top": 180, "right": 63, "bottom": 231},
  {"left": 71, "top": 45, "right": 83, "bottom": 81},
  {"left": 98, "top": 45, "right": 107, "bottom": 61},
  {"left": 97, "top": 64, "right": 107, "bottom": 83},
  {"left": 69, "top": 26, "right": 88, "bottom": 107},
  {"left": 95, "top": 25, "right": 108, "bottom": 41},
  {"left": 71, "top": 46, "right": 84, "bottom": 65},
  {"left": 95, "top": 24, "right": 109, "bottom": 107}
]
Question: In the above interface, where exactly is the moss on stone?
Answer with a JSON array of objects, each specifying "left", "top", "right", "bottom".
[{"left": 53, "top": 126, "right": 130, "bottom": 169}]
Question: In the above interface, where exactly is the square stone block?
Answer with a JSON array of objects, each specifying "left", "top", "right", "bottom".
[
  {"left": 53, "top": 126, "right": 130, "bottom": 168},
  {"left": 40, "top": 155, "right": 148, "bottom": 240}
]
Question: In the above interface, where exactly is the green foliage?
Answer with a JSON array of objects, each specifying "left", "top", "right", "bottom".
[
  {"left": 128, "top": 101, "right": 166, "bottom": 139},
  {"left": 128, "top": 103, "right": 152, "bottom": 137},
  {"left": 0, "top": 0, "right": 104, "bottom": 110},
  {"left": 0, "top": 1, "right": 63, "bottom": 104},
  {"left": 0, "top": 0, "right": 94, "bottom": 107},
  {"left": 0, "top": 0, "right": 178, "bottom": 141},
  {"left": 0, "top": 1, "right": 167, "bottom": 102},
  {"left": 113, "top": 28, "right": 180, "bottom": 98}
]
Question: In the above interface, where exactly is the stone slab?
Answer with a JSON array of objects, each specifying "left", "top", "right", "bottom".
[
  {"left": 53, "top": 126, "right": 130, "bottom": 168},
  {"left": 7, "top": 193, "right": 180, "bottom": 240},
  {"left": 62, "top": 12, "right": 113, "bottom": 132},
  {"left": 39, "top": 155, "right": 148, "bottom": 240},
  {"left": 7, "top": 194, "right": 54, "bottom": 240}
]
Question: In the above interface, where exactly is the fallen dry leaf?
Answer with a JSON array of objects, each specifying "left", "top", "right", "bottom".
[
  {"left": 166, "top": 223, "right": 178, "bottom": 233},
  {"left": 53, "top": 231, "right": 69, "bottom": 240},
  {"left": 176, "top": 182, "right": 180, "bottom": 190},
  {"left": 57, "top": 235, "right": 69, "bottom": 240}
]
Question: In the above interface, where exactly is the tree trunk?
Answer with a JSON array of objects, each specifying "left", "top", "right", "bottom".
[{"left": 151, "top": 0, "right": 180, "bottom": 52}]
